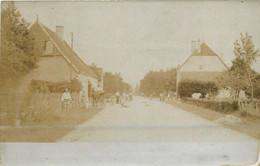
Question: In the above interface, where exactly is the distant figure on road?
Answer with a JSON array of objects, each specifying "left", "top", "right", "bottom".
[
  {"left": 62, "top": 88, "right": 72, "bottom": 112},
  {"left": 150, "top": 94, "right": 153, "bottom": 100},
  {"left": 167, "top": 93, "right": 171, "bottom": 101},
  {"left": 126, "top": 93, "right": 130, "bottom": 104},
  {"left": 121, "top": 92, "right": 130, "bottom": 107},
  {"left": 116, "top": 91, "right": 120, "bottom": 104},
  {"left": 160, "top": 93, "right": 163, "bottom": 102},
  {"left": 92, "top": 90, "right": 99, "bottom": 107},
  {"left": 121, "top": 92, "right": 126, "bottom": 106},
  {"left": 129, "top": 93, "right": 133, "bottom": 101}
]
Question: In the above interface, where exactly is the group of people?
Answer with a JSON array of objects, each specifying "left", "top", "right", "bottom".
[
  {"left": 61, "top": 87, "right": 103, "bottom": 112},
  {"left": 149, "top": 92, "right": 171, "bottom": 102},
  {"left": 115, "top": 92, "right": 133, "bottom": 107},
  {"left": 160, "top": 93, "right": 171, "bottom": 102}
]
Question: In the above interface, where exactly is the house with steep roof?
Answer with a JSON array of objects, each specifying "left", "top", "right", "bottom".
[
  {"left": 15, "top": 18, "right": 103, "bottom": 95},
  {"left": 176, "top": 39, "right": 229, "bottom": 95}
]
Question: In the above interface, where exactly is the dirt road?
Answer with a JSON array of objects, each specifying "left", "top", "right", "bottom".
[
  {"left": 60, "top": 96, "right": 257, "bottom": 143},
  {"left": 3, "top": 97, "right": 258, "bottom": 166},
  {"left": 56, "top": 96, "right": 259, "bottom": 165}
]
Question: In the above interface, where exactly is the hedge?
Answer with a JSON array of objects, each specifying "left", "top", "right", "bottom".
[
  {"left": 178, "top": 80, "right": 218, "bottom": 98},
  {"left": 184, "top": 98, "right": 239, "bottom": 113},
  {"left": 29, "top": 78, "right": 82, "bottom": 93}
]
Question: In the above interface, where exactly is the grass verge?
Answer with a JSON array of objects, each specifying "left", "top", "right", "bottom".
[
  {"left": 167, "top": 100, "right": 260, "bottom": 140},
  {"left": 0, "top": 108, "right": 102, "bottom": 142}
]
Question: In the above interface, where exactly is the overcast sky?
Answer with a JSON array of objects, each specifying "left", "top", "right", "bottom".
[{"left": 2, "top": 1, "right": 260, "bottom": 86}]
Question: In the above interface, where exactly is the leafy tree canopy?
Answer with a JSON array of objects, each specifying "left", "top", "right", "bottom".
[
  {"left": 217, "top": 33, "right": 259, "bottom": 99},
  {"left": 139, "top": 68, "right": 177, "bottom": 96},
  {"left": 0, "top": 2, "right": 39, "bottom": 80},
  {"left": 103, "top": 72, "right": 132, "bottom": 93}
]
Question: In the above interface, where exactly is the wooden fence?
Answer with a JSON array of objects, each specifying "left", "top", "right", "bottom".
[
  {"left": 0, "top": 93, "right": 116, "bottom": 126},
  {"left": 0, "top": 93, "right": 81, "bottom": 126},
  {"left": 238, "top": 99, "right": 260, "bottom": 117}
]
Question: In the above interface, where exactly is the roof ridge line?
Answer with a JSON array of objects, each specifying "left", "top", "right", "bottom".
[
  {"left": 200, "top": 42, "right": 218, "bottom": 56},
  {"left": 215, "top": 54, "right": 229, "bottom": 69},
  {"left": 201, "top": 43, "right": 229, "bottom": 69},
  {"left": 39, "top": 23, "right": 98, "bottom": 79},
  {"left": 63, "top": 42, "right": 97, "bottom": 74}
]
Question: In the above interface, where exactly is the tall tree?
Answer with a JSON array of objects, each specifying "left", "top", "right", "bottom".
[
  {"left": 103, "top": 72, "right": 132, "bottom": 93},
  {"left": 0, "top": 2, "right": 39, "bottom": 80},
  {"left": 139, "top": 68, "right": 177, "bottom": 96},
  {"left": 233, "top": 33, "right": 260, "bottom": 99},
  {"left": 89, "top": 63, "right": 103, "bottom": 81}
]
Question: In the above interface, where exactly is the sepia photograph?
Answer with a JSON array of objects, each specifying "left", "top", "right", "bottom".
[{"left": 0, "top": 0, "right": 260, "bottom": 165}]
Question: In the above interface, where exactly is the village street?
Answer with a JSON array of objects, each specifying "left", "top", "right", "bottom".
[
  {"left": 60, "top": 96, "right": 257, "bottom": 142},
  {"left": 57, "top": 96, "right": 259, "bottom": 165}
]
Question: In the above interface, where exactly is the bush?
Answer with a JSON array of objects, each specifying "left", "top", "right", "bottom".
[
  {"left": 184, "top": 98, "right": 238, "bottom": 113},
  {"left": 30, "top": 78, "right": 82, "bottom": 93},
  {"left": 178, "top": 80, "right": 218, "bottom": 98},
  {"left": 21, "top": 94, "right": 57, "bottom": 122}
]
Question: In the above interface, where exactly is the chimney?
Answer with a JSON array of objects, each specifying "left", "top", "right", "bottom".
[
  {"left": 56, "top": 26, "right": 64, "bottom": 40},
  {"left": 197, "top": 38, "right": 201, "bottom": 53},
  {"left": 191, "top": 40, "right": 197, "bottom": 54}
]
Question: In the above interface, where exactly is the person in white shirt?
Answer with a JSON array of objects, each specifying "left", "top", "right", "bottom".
[
  {"left": 167, "top": 93, "right": 171, "bottom": 101},
  {"left": 62, "top": 88, "right": 72, "bottom": 112}
]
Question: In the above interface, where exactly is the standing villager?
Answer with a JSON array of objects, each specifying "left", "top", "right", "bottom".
[
  {"left": 126, "top": 93, "right": 130, "bottom": 105},
  {"left": 167, "top": 93, "right": 171, "bottom": 101},
  {"left": 150, "top": 94, "right": 153, "bottom": 100},
  {"left": 121, "top": 92, "right": 126, "bottom": 106},
  {"left": 62, "top": 88, "right": 72, "bottom": 112},
  {"left": 129, "top": 92, "right": 133, "bottom": 101},
  {"left": 92, "top": 90, "right": 97, "bottom": 107},
  {"left": 79, "top": 89, "right": 87, "bottom": 108},
  {"left": 116, "top": 91, "right": 120, "bottom": 104}
]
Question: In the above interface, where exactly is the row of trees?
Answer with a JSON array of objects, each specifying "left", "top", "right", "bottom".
[
  {"left": 89, "top": 63, "right": 132, "bottom": 93},
  {"left": 103, "top": 72, "right": 132, "bottom": 93},
  {"left": 139, "top": 68, "right": 177, "bottom": 96},
  {"left": 0, "top": 2, "right": 39, "bottom": 83}
]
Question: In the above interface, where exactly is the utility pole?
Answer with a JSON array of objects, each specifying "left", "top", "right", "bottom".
[{"left": 70, "top": 32, "right": 73, "bottom": 81}]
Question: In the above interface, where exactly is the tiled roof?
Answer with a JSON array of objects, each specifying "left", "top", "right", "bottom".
[
  {"left": 37, "top": 22, "right": 98, "bottom": 79},
  {"left": 192, "top": 42, "right": 218, "bottom": 56},
  {"left": 179, "top": 42, "right": 229, "bottom": 70}
]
